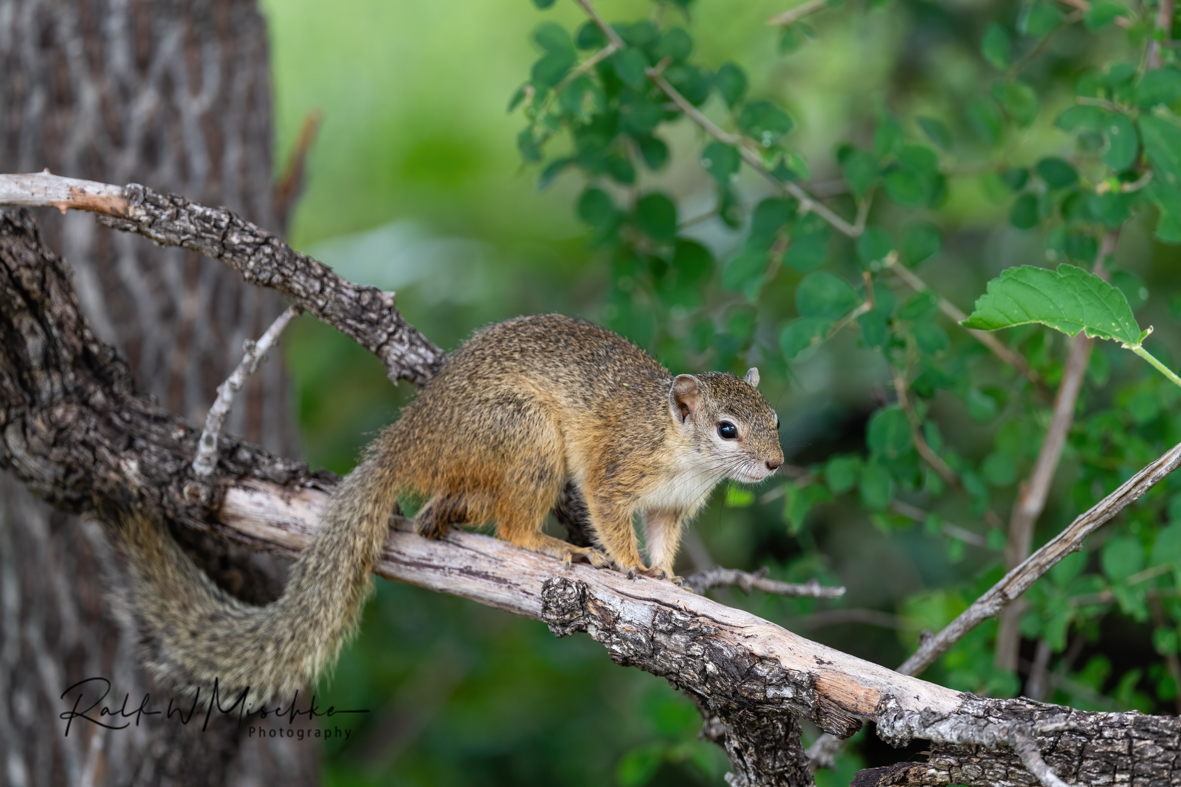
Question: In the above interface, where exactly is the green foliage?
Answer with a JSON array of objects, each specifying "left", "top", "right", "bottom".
[{"left": 267, "top": 0, "right": 1181, "bottom": 781}]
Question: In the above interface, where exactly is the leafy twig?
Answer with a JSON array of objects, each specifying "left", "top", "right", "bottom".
[
  {"left": 885, "top": 254, "right": 1046, "bottom": 392},
  {"left": 767, "top": 0, "right": 828, "bottom": 27}
]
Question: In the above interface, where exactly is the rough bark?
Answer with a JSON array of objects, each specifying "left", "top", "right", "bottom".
[
  {"left": 3, "top": 206, "right": 1180, "bottom": 786},
  {"left": 0, "top": 0, "right": 316, "bottom": 783}
]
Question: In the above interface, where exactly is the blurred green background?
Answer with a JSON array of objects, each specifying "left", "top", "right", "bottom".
[{"left": 259, "top": 0, "right": 1181, "bottom": 784}]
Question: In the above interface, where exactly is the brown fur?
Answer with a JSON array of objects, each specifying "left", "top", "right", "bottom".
[{"left": 114, "top": 314, "right": 784, "bottom": 700}]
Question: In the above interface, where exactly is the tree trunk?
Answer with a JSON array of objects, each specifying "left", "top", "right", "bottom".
[{"left": 0, "top": 1, "right": 315, "bottom": 783}]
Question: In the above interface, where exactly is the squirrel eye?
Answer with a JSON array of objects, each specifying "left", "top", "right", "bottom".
[{"left": 717, "top": 421, "right": 738, "bottom": 440}]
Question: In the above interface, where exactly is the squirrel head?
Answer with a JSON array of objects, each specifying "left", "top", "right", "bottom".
[{"left": 667, "top": 367, "right": 784, "bottom": 483}]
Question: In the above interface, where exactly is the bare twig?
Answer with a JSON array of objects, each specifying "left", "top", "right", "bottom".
[
  {"left": 897, "top": 439, "right": 1181, "bottom": 677},
  {"left": 767, "top": 0, "right": 828, "bottom": 27},
  {"left": 885, "top": 254, "right": 1046, "bottom": 391},
  {"left": 192, "top": 306, "right": 302, "bottom": 477},
  {"left": 273, "top": 109, "right": 323, "bottom": 223},
  {"left": 995, "top": 230, "right": 1117, "bottom": 670},
  {"left": 889, "top": 499, "right": 988, "bottom": 547},
  {"left": 1009, "top": 725, "right": 1077, "bottom": 787},
  {"left": 683, "top": 565, "right": 845, "bottom": 598}
]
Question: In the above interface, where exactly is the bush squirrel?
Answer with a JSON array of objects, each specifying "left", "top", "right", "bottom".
[{"left": 115, "top": 314, "right": 784, "bottom": 700}]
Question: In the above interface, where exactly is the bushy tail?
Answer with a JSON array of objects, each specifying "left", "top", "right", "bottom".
[{"left": 111, "top": 450, "right": 401, "bottom": 702}]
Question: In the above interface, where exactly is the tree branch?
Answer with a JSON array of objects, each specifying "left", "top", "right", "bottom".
[
  {"left": 4, "top": 203, "right": 1180, "bottom": 786},
  {"left": 0, "top": 172, "right": 445, "bottom": 386}
]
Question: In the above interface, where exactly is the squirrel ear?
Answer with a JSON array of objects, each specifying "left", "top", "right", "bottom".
[
  {"left": 669, "top": 374, "right": 701, "bottom": 424},
  {"left": 745, "top": 367, "right": 760, "bottom": 389}
]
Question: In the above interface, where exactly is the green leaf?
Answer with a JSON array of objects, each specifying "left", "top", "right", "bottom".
[
  {"left": 635, "top": 193, "right": 677, "bottom": 242},
  {"left": 714, "top": 62, "right": 748, "bottom": 108},
  {"left": 842, "top": 149, "right": 879, "bottom": 198},
  {"left": 780, "top": 317, "right": 831, "bottom": 358},
  {"left": 993, "top": 81, "right": 1039, "bottom": 127},
  {"left": 532, "top": 0, "right": 557, "bottom": 7},
  {"left": 531, "top": 51, "right": 576, "bottom": 88},
  {"left": 918, "top": 116, "right": 953, "bottom": 151},
  {"left": 575, "top": 21, "right": 606, "bottom": 50},
  {"left": 962, "top": 264, "right": 1143, "bottom": 345},
  {"left": 982, "top": 23, "right": 1011, "bottom": 70},
  {"left": 1133, "top": 68, "right": 1181, "bottom": 108},
  {"left": 723, "top": 249, "right": 768, "bottom": 292},
  {"left": 1056, "top": 104, "right": 1107, "bottom": 132},
  {"left": 725, "top": 486, "right": 755, "bottom": 507},
  {"left": 611, "top": 48, "right": 649, "bottom": 89},
  {"left": 967, "top": 97, "right": 1004, "bottom": 146},
  {"left": 902, "top": 222, "right": 942, "bottom": 266},
  {"left": 1151, "top": 521, "right": 1181, "bottom": 568},
  {"left": 1102, "top": 113, "right": 1139, "bottom": 172},
  {"left": 868, "top": 406, "right": 912, "bottom": 458},
  {"left": 1101, "top": 536, "right": 1145, "bottom": 581},
  {"left": 825, "top": 455, "right": 860, "bottom": 494},
  {"left": 982, "top": 452, "right": 1017, "bottom": 487},
  {"left": 751, "top": 198, "right": 795, "bottom": 239},
  {"left": 1010, "top": 193, "right": 1040, "bottom": 229},
  {"left": 1084, "top": 0, "right": 1126, "bottom": 30},
  {"left": 636, "top": 135, "right": 670, "bottom": 171},
  {"left": 859, "top": 460, "right": 894, "bottom": 510},
  {"left": 1036, "top": 157, "right": 1078, "bottom": 188},
  {"left": 533, "top": 22, "right": 575, "bottom": 55},
  {"left": 884, "top": 168, "right": 932, "bottom": 207},
  {"left": 654, "top": 28, "right": 693, "bottom": 63},
  {"left": 783, "top": 237, "right": 828, "bottom": 271},
  {"left": 701, "top": 141, "right": 740, "bottom": 185},
  {"left": 1019, "top": 2, "right": 1065, "bottom": 37},
  {"left": 796, "top": 272, "right": 860, "bottom": 320},
  {"left": 672, "top": 240, "right": 714, "bottom": 285},
  {"left": 874, "top": 116, "right": 903, "bottom": 158},
  {"left": 856, "top": 227, "right": 894, "bottom": 268},
  {"left": 1140, "top": 115, "right": 1181, "bottom": 188},
  {"left": 737, "top": 101, "right": 793, "bottom": 147},
  {"left": 578, "top": 188, "right": 616, "bottom": 228}
]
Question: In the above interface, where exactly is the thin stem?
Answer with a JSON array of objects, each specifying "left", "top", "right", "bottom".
[
  {"left": 767, "top": 0, "right": 828, "bottom": 27},
  {"left": 1131, "top": 345, "right": 1181, "bottom": 390},
  {"left": 886, "top": 255, "right": 1046, "bottom": 392},
  {"left": 193, "top": 306, "right": 302, "bottom": 477},
  {"left": 571, "top": 0, "right": 860, "bottom": 238}
]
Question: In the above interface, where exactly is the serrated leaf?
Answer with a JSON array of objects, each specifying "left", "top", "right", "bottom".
[
  {"left": 533, "top": 22, "right": 575, "bottom": 55},
  {"left": 1056, "top": 104, "right": 1107, "bottom": 132},
  {"left": 1020, "top": 2, "right": 1064, "bottom": 37},
  {"left": 751, "top": 198, "right": 794, "bottom": 239},
  {"left": 857, "top": 227, "right": 894, "bottom": 268},
  {"left": 578, "top": 187, "right": 616, "bottom": 228},
  {"left": 868, "top": 406, "right": 912, "bottom": 458},
  {"left": 967, "top": 97, "right": 1004, "bottom": 146},
  {"left": 784, "top": 236, "right": 828, "bottom": 272},
  {"left": 826, "top": 455, "right": 860, "bottom": 494},
  {"left": 714, "top": 62, "right": 748, "bottom": 109},
  {"left": 531, "top": 51, "right": 576, "bottom": 88},
  {"left": 701, "top": 141, "right": 740, "bottom": 185},
  {"left": 962, "top": 264, "right": 1143, "bottom": 346},
  {"left": 654, "top": 28, "right": 693, "bottom": 62}
]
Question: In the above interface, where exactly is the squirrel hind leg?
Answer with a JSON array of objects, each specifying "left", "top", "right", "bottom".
[{"left": 415, "top": 493, "right": 483, "bottom": 540}]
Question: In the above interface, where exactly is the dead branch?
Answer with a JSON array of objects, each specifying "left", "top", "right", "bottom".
[{"left": 0, "top": 171, "right": 444, "bottom": 385}]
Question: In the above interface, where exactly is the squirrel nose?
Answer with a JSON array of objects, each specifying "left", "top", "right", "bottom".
[{"left": 765, "top": 460, "right": 781, "bottom": 471}]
